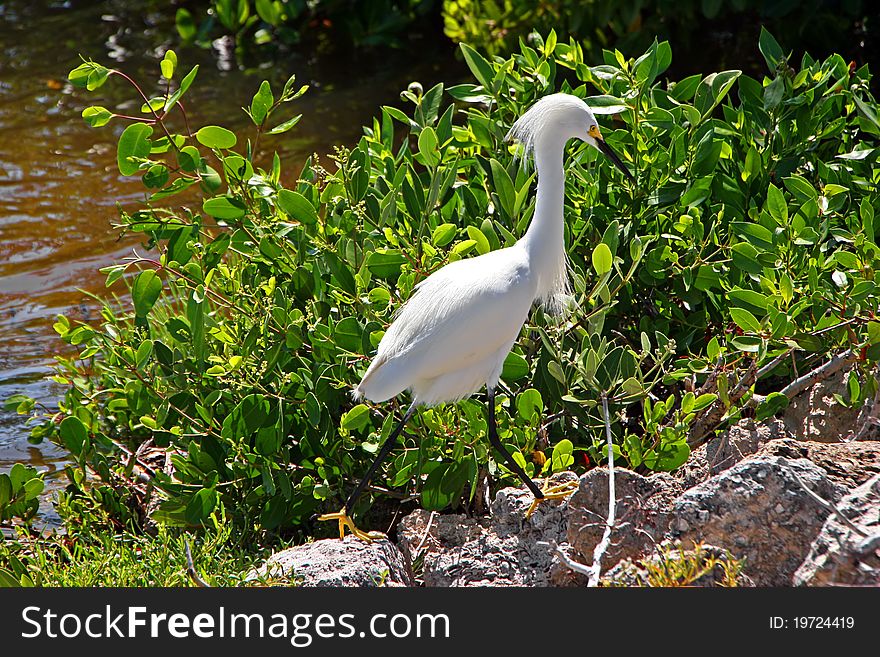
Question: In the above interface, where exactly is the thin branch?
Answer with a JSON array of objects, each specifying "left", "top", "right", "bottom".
[
  {"left": 414, "top": 511, "right": 437, "bottom": 556},
  {"left": 185, "top": 539, "right": 211, "bottom": 588},
  {"left": 755, "top": 347, "right": 795, "bottom": 381},
  {"left": 688, "top": 359, "right": 758, "bottom": 447},
  {"left": 787, "top": 465, "right": 867, "bottom": 538},
  {"left": 538, "top": 539, "right": 593, "bottom": 577},
  {"left": 752, "top": 349, "right": 856, "bottom": 406},
  {"left": 587, "top": 393, "right": 617, "bottom": 587}
]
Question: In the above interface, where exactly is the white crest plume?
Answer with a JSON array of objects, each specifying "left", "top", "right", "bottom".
[{"left": 505, "top": 93, "right": 585, "bottom": 165}]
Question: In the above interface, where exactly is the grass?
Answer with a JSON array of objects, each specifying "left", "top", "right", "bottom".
[{"left": 0, "top": 502, "right": 285, "bottom": 587}]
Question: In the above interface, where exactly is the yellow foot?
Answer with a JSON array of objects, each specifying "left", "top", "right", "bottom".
[
  {"left": 525, "top": 479, "right": 579, "bottom": 518},
  {"left": 317, "top": 508, "right": 386, "bottom": 542}
]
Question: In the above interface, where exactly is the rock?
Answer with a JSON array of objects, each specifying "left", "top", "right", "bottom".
[
  {"left": 782, "top": 366, "right": 861, "bottom": 441},
  {"left": 247, "top": 537, "right": 413, "bottom": 587},
  {"left": 397, "top": 472, "right": 581, "bottom": 586},
  {"left": 669, "top": 455, "right": 843, "bottom": 586},
  {"left": 704, "top": 418, "right": 790, "bottom": 475},
  {"left": 756, "top": 438, "right": 880, "bottom": 491},
  {"left": 604, "top": 540, "right": 755, "bottom": 587},
  {"left": 677, "top": 418, "right": 790, "bottom": 488},
  {"left": 566, "top": 468, "right": 677, "bottom": 568},
  {"left": 794, "top": 473, "right": 880, "bottom": 586}
]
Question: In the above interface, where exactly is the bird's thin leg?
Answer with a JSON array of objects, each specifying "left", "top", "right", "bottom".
[
  {"left": 486, "top": 387, "right": 577, "bottom": 518},
  {"left": 319, "top": 402, "right": 418, "bottom": 541},
  {"left": 485, "top": 387, "right": 544, "bottom": 499}
]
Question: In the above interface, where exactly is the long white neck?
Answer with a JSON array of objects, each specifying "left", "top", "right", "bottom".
[{"left": 521, "top": 135, "right": 570, "bottom": 312}]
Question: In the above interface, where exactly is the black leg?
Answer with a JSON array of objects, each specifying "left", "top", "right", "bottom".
[
  {"left": 486, "top": 387, "right": 544, "bottom": 499},
  {"left": 344, "top": 402, "right": 417, "bottom": 513}
]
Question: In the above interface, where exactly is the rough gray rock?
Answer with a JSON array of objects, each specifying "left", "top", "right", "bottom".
[
  {"left": 704, "top": 418, "right": 790, "bottom": 475},
  {"left": 782, "top": 367, "right": 861, "bottom": 442},
  {"left": 675, "top": 419, "right": 790, "bottom": 489},
  {"left": 756, "top": 438, "right": 880, "bottom": 491},
  {"left": 669, "top": 455, "right": 843, "bottom": 586},
  {"left": 794, "top": 472, "right": 880, "bottom": 586},
  {"left": 566, "top": 468, "right": 677, "bottom": 567},
  {"left": 397, "top": 472, "right": 580, "bottom": 586},
  {"left": 247, "top": 536, "right": 412, "bottom": 587}
]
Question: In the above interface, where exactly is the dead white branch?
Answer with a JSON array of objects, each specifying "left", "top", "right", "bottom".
[{"left": 587, "top": 393, "right": 617, "bottom": 587}]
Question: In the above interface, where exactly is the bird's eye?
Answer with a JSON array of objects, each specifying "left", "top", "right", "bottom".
[{"left": 588, "top": 124, "right": 603, "bottom": 140}]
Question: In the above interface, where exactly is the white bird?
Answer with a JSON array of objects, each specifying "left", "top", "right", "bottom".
[{"left": 320, "top": 93, "right": 634, "bottom": 540}]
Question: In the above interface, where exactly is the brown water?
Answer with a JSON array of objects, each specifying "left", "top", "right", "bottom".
[{"left": 0, "top": 0, "right": 463, "bottom": 514}]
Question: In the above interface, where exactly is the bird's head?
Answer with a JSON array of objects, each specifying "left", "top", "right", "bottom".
[{"left": 506, "top": 92, "right": 634, "bottom": 183}]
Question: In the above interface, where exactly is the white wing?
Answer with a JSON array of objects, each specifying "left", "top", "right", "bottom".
[{"left": 356, "top": 245, "right": 536, "bottom": 403}]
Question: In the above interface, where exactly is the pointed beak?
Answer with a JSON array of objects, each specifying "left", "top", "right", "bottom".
[{"left": 595, "top": 137, "right": 635, "bottom": 184}]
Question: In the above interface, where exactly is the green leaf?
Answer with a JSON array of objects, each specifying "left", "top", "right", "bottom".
[
  {"left": 585, "top": 95, "right": 628, "bottom": 114},
  {"left": 82, "top": 106, "right": 113, "bottom": 127},
  {"left": 756, "top": 391, "right": 789, "bottom": 421},
  {"left": 341, "top": 404, "right": 371, "bottom": 432},
  {"left": 730, "top": 308, "right": 762, "bottom": 333},
  {"left": 334, "top": 317, "right": 362, "bottom": 352},
  {"left": 0, "top": 568, "right": 20, "bottom": 588},
  {"left": 432, "top": 223, "right": 457, "bottom": 247},
  {"left": 490, "top": 159, "right": 515, "bottom": 218},
  {"left": 367, "top": 251, "right": 407, "bottom": 279},
  {"left": 267, "top": 114, "right": 303, "bottom": 135},
  {"left": 466, "top": 225, "right": 490, "bottom": 255},
  {"left": 767, "top": 183, "right": 788, "bottom": 226},
  {"left": 221, "top": 394, "right": 270, "bottom": 439},
  {"left": 731, "top": 242, "right": 762, "bottom": 275},
  {"left": 185, "top": 488, "right": 217, "bottom": 524},
  {"left": 196, "top": 126, "right": 237, "bottom": 150},
  {"left": 23, "top": 478, "right": 44, "bottom": 501},
  {"left": 160, "top": 50, "right": 177, "bottom": 79},
  {"left": 694, "top": 70, "right": 741, "bottom": 119},
  {"left": 517, "top": 388, "right": 543, "bottom": 422},
  {"left": 250, "top": 80, "right": 274, "bottom": 125},
  {"left": 459, "top": 43, "right": 494, "bottom": 89},
  {"left": 0, "top": 475, "right": 11, "bottom": 508},
  {"left": 68, "top": 61, "right": 104, "bottom": 88},
  {"left": 116, "top": 123, "right": 153, "bottom": 176},
  {"left": 759, "top": 27, "right": 784, "bottom": 71},
  {"left": 549, "top": 439, "right": 574, "bottom": 473},
  {"left": 277, "top": 189, "right": 318, "bottom": 225},
  {"left": 853, "top": 94, "right": 880, "bottom": 132},
  {"left": 418, "top": 126, "right": 438, "bottom": 168},
  {"left": 59, "top": 416, "right": 88, "bottom": 455},
  {"left": 644, "top": 440, "right": 690, "bottom": 471},
  {"left": 132, "top": 270, "right": 163, "bottom": 317},
  {"left": 202, "top": 196, "right": 247, "bottom": 219},
  {"left": 501, "top": 351, "right": 529, "bottom": 381},
  {"left": 592, "top": 243, "right": 613, "bottom": 275},
  {"left": 164, "top": 65, "right": 199, "bottom": 112}
]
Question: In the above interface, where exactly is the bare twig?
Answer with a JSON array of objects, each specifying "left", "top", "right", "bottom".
[
  {"left": 752, "top": 349, "right": 856, "bottom": 406},
  {"left": 787, "top": 466, "right": 868, "bottom": 538},
  {"left": 414, "top": 511, "right": 437, "bottom": 556},
  {"left": 755, "top": 347, "right": 795, "bottom": 381},
  {"left": 538, "top": 539, "right": 593, "bottom": 577},
  {"left": 688, "top": 359, "right": 758, "bottom": 447},
  {"left": 185, "top": 539, "right": 211, "bottom": 588},
  {"left": 587, "top": 394, "right": 617, "bottom": 587}
]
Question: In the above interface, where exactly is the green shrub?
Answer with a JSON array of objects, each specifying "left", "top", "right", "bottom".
[
  {"left": 443, "top": 0, "right": 870, "bottom": 62},
  {"left": 7, "top": 29, "right": 880, "bottom": 537}
]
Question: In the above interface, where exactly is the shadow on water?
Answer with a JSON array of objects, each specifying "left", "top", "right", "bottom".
[{"left": 0, "top": 0, "right": 466, "bottom": 521}]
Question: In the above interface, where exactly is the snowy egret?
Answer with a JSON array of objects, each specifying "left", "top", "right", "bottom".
[{"left": 320, "top": 93, "right": 634, "bottom": 541}]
